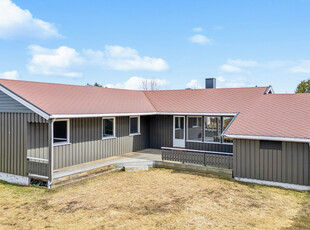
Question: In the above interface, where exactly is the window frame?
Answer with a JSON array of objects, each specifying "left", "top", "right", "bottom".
[
  {"left": 53, "top": 119, "right": 70, "bottom": 146},
  {"left": 204, "top": 116, "right": 222, "bottom": 143},
  {"left": 129, "top": 116, "right": 140, "bottom": 136},
  {"left": 102, "top": 117, "right": 116, "bottom": 140},
  {"left": 184, "top": 116, "right": 235, "bottom": 145},
  {"left": 222, "top": 116, "right": 234, "bottom": 144},
  {"left": 186, "top": 116, "right": 203, "bottom": 142}
]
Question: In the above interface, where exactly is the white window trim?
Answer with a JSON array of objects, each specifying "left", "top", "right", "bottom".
[
  {"left": 53, "top": 119, "right": 71, "bottom": 146},
  {"left": 129, "top": 116, "right": 141, "bottom": 136},
  {"left": 102, "top": 117, "right": 116, "bottom": 140},
  {"left": 186, "top": 116, "right": 203, "bottom": 142},
  {"left": 204, "top": 116, "right": 221, "bottom": 143}
]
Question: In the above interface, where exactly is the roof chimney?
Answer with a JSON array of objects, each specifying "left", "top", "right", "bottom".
[{"left": 205, "top": 78, "right": 216, "bottom": 89}]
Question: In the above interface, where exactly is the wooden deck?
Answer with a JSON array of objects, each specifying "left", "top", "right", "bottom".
[{"left": 53, "top": 149, "right": 162, "bottom": 179}]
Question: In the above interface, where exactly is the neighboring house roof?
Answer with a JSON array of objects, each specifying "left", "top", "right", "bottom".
[{"left": 0, "top": 79, "right": 309, "bottom": 142}]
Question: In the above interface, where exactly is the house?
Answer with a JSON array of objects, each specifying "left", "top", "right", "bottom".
[{"left": 0, "top": 78, "right": 309, "bottom": 190}]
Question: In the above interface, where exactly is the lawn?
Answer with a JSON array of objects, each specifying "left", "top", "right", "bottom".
[{"left": 0, "top": 169, "right": 309, "bottom": 230}]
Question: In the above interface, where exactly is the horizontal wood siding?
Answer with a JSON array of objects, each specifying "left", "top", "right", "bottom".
[
  {"left": 233, "top": 139, "right": 310, "bottom": 186},
  {"left": 0, "top": 91, "right": 33, "bottom": 113},
  {"left": 0, "top": 113, "right": 47, "bottom": 176},
  {"left": 53, "top": 116, "right": 150, "bottom": 169}
]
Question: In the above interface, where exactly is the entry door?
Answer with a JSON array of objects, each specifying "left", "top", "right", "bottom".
[{"left": 173, "top": 116, "right": 185, "bottom": 148}]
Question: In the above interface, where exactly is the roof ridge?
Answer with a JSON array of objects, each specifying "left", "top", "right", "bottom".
[
  {"left": 143, "top": 86, "right": 269, "bottom": 93},
  {"left": 143, "top": 91, "right": 158, "bottom": 112},
  {"left": 0, "top": 79, "right": 142, "bottom": 92}
]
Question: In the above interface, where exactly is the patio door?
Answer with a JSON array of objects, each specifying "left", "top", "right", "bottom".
[{"left": 173, "top": 116, "right": 185, "bottom": 148}]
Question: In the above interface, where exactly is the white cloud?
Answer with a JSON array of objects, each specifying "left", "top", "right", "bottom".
[
  {"left": 186, "top": 80, "right": 202, "bottom": 89},
  {"left": 105, "top": 76, "right": 168, "bottom": 90},
  {"left": 227, "top": 59, "right": 258, "bottom": 67},
  {"left": 84, "top": 45, "right": 169, "bottom": 71},
  {"left": 0, "top": 70, "right": 18, "bottom": 79},
  {"left": 290, "top": 60, "right": 310, "bottom": 73},
  {"left": 225, "top": 81, "right": 246, "bottom": 88},
  {"left": 220, "top": 59, "right": 258, "bottom": 73},
  {"left": 0, "top": 0, "right": 60, "bottom": 39},
  {"left": 27, "top": 45, "right": 83, "bottom": 77},
  {"left": 217, "top": 76, "right": 225, "bottom": 83},
  {"left": 192, "top": 27, "right": 203, "bottom": 32},
  {"left": 189, "top": 34, "right": 211, "bottom": 45},
  {"left": 220, "top": 64, "right": 243, "bottom": 73},
  {"left": 215, "top": 76, "right": 247, "bottom": 88}
]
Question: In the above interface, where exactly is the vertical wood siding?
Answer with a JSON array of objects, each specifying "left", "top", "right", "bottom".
[
  {"left": 149, "top": 115, "right": 173, "bottom": 149},
  {"left": 233, "top": 139, "right": 310, "bottom": 186},
  {"left": 53, "top": 116, "right": 150, "bottom": 169},
  {"left": 0, "top": 113, "right": 46, "bottom": 176},
  {"left": 27, "top": 122, "right": 49, "bottom": 159}
]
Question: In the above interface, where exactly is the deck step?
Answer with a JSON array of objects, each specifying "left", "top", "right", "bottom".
[{"left": 51, "top": 164, "right": 116, "bottom": 188}]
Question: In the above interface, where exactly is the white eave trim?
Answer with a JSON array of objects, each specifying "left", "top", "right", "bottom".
[
  {"left": 50, "top": 112, "right": 238, "bottom": 119},
  {"left": 0, "top": 84, "right": 50, "bottom": 120},
  {"left": 224, "top": 134, "right": 310, "bottom": 143}
]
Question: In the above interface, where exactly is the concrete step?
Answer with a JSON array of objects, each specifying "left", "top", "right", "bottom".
[{"left": 123, "top": 165, "right": 149, "bottom": 172}]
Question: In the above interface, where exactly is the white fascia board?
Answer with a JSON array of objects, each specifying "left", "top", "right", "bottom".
[
  {"left": 224, "top": 134, "right": 310, "bottom": 143},
  {"left": 0, "top": 85, "right": 50, "bottom": 120},
  {"left": 50, "top": 112, "right": 157, "bottom": 118},
  {"left": 156, "top": 112, "right": 237, "bottom": 116},
  {"left": 50, "top": 112, "right": 238, "bottom": 119},
  {"left": 235, "top": 177, "right": 310, "bottom": 191}
]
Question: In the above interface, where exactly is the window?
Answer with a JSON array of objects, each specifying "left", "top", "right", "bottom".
[
  {"left": 187, "top": 116, "right": 202, "bottom": 141},
  {"left": 130, "top": 116, "right": 140, "bottom": 135},
  {"left": 53, "top": 120, "right": 69, "bottom": 145},
  {"left": 204, "top": 116, "right": 221, "bottom": 142},
  {"left": 260, "top": 140, "right": 282, "bottom": 150},
  {"left": 102, "top": 117, "right": 115, "bottom": 138},
  {"left": 223, "top": 117, "right": 234, "bottom": 143},
  {"left": 174, "top": 116, "right": 184, "bottom": 139}
]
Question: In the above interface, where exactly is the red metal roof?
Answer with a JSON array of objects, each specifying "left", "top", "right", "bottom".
[
  {"left": 0, "top": 79, "right": 309, "bottom": 140},
  {"left": 144, "top": 87, "right": 267, "bottom": 114},
  {"left": 0, "top": 79, "right": 156, "bottom": 115},
  {"left": 225, "top": 93, "right": 310, "bottom": 140}
]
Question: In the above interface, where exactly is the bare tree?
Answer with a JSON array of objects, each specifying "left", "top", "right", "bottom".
[
  {"left": 141, "top": 79, "right": 148, "bottom": 90},
  {"left": 140, "top": 79, "right": 160, "bottom": 90}
]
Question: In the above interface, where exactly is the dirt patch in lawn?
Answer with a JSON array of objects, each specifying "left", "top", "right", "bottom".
[{"left": 0, "top": 169, "right": 309, "bottom": 229}]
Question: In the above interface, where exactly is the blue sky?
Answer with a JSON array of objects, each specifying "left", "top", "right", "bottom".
[{"left": 0, "top": 0, "right": 310, "bottom": 92}]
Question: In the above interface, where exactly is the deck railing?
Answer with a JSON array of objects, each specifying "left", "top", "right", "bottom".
[
  {"left": 161, "top": 147, "right": 233, "bottom": 169},
  {"left": 27, "top": 157, "right": 49, "bottom": 180}
]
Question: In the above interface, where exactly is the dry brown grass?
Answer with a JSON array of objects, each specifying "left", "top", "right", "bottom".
[{"left": 0, "top": 169, "right": 309, "bottom": 230}]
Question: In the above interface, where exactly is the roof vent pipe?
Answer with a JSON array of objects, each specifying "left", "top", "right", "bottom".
[{"left": 205, "top": 78, "right": 216, "bottom": 89}]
